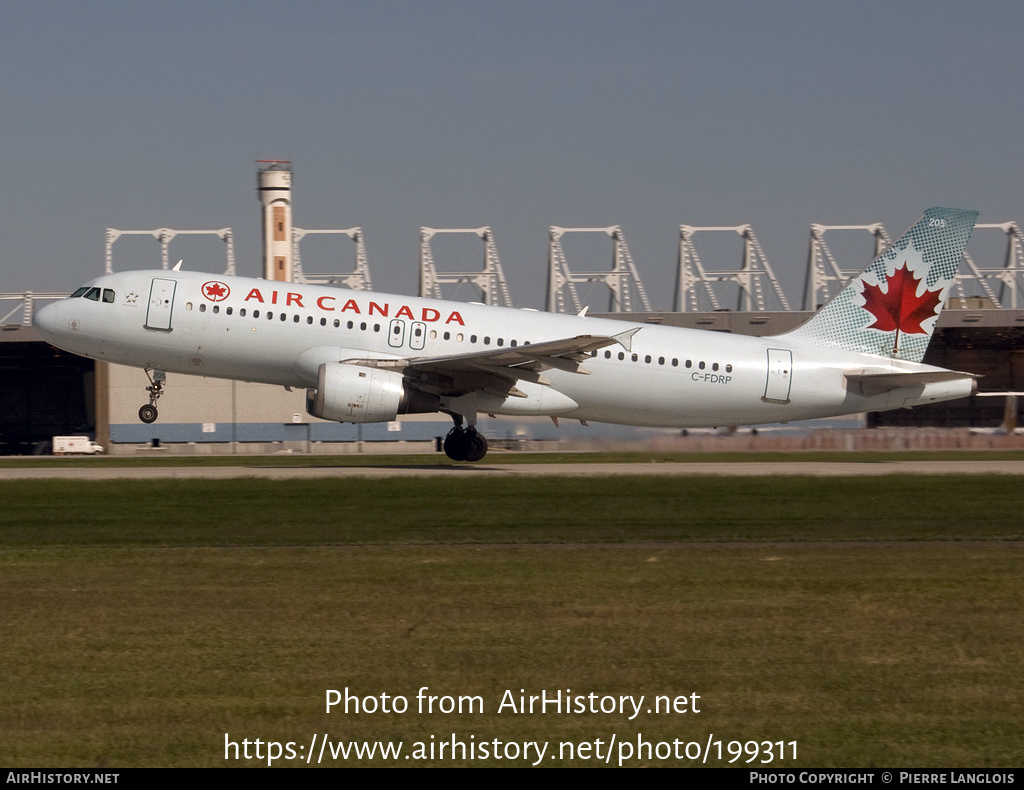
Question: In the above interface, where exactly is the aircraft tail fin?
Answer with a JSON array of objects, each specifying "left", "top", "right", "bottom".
[{"left": 783, "top": 207, "right": 978, "bottom": 362}]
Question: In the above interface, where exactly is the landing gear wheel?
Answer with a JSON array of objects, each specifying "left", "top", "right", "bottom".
[
  {"left": 443, "top": 426, "right": 489, "bottom": 462},
  {"left": 443, "top": 427, "right": 469, "bottom": 462},
  {"left": 463, "top": 430, "right": 488, "bottom": 462},
  {"left": 139, "top": 369, "right": 166, "bottom": 424}
]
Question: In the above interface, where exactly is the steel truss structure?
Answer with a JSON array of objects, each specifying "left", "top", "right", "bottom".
[
  {"left": 66, "top": 215, "right": 1024, "bottom": 317},
  {"left": 546, "top": 225, "right": 650, "bottom": 314},
  {"left": 951, "top": 223, "right": 1024, "bottom": 309},
  {"left": 803, "top": 223, "right": 891, "bottom": 310},
  {"left": 419, "top": 227, "right": 513, "bottom": 307},
  {"left": 291, "top": 227, "right": 372, "bottom": 290},
  {"left": 1, "top": 293, "right": 68, "bottom": 326},
  {"left": 105, "top": 228, "right": 235, "bottom": 276},
  {"left": 674, "top": 225, "right": 790, "bottom": 313},
  {"left": 803, "top": 221, "right": 1024, "bottom": 310}
]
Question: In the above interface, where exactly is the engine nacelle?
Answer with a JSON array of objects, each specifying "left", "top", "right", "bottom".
[{"left": 306, "top": 362, "right": 438, "bottom": 424}]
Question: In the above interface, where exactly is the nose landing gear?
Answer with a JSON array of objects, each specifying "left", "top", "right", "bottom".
[{"left": 139, "top": 369, "right": 166, "bottom": 424}]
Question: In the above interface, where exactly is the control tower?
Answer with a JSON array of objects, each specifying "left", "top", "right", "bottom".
[{"left": 257, "top": 161, "right": 294, "bottom": 281}]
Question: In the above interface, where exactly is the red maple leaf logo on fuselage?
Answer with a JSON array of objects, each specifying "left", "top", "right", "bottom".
[
  {"left": 860, "top": 262, "right": 941, "bottom": 335},
  {"left": 202, "top": 281, "right": 230, "bottom": 302}
]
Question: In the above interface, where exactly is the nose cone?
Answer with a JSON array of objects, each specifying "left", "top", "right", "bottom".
[{"left": 33, "top": 301, "right": 61, "bottom": 342}]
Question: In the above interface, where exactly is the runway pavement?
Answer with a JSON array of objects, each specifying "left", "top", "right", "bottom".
[{"left": 4, "top": 460, "right": 1024, "bottom": 480}]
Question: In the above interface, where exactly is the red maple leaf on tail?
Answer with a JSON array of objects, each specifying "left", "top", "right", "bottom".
[{"left": 860, "top": 262, "right": 942, "bottom": 335}]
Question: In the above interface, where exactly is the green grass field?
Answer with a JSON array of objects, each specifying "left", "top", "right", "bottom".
[
  {"left": 1, "top": 474, "right": 1021, "bottom": 767},
  {"left": 6, "top": 448, "right": 1024, "bottom": 468}
]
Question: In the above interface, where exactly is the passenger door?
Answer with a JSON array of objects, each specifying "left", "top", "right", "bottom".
[
  {"left": 145, "top": 278, "right": 176, "bottom": 331},
  {"left": 763, "top": 348, "right": 792, "bottom": 403}
]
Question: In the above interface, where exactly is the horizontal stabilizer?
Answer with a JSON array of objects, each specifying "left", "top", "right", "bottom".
[
  {"left": 973, "top": 391, "right": 1024, "bottom": 397},
  {"left": 845, "top": 369, "right": 978, "bottom": 397}
]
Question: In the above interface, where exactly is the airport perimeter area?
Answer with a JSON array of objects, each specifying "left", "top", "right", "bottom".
[{"left": 1, "top": 454, "right": 1022, "bottom": 768}]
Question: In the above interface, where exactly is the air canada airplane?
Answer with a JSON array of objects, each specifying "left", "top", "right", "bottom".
[{"left": 34, "top": 207, "right": 978, "bottom": 461}]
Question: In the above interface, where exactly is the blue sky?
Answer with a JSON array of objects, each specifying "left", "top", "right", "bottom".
[{"left": 2, "top": 0, "right": 1022, "bottom": 309}]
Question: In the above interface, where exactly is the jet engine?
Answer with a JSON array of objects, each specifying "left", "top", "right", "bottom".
[{"left": 306, "top": 362, "right": 439, "bottom": 423}]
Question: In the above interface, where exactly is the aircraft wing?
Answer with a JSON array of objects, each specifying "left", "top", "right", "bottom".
[
  {"left": 845, "top": 369, "right": 979, "bottom": 398},
  {"left": 351, "top": 328, "right": 641, "bottom": 397}
]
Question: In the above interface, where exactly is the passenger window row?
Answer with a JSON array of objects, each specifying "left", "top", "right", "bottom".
[
  {"left": 185, "top": 300, "right": 733, "bottom": 372},
  {"left": 80, "top": 290, "right": 727, "bottom": 372},
  {"left": 184, "top": 301, "right": 537, "bottom": 349},
  {"left": 595, "top": 348, "right": 732, "bottom": 372}
]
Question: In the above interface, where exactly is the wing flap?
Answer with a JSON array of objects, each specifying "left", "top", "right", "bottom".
[
  {"left": 343, "top": 328, "right": 641, "bottom": 398},
  {"left": 408, "top": 328, "right": 639, "bottom": 372}
]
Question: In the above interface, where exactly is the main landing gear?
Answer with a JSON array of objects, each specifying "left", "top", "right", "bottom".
[
  {"left": 443, "top": 413, "right": 488, "bottom": 462},
  {"left": 139, "top": 369, "right": 166, "bottom": 424}
]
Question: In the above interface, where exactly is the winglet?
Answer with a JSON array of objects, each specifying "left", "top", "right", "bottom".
[
  {"left": 612, "top": 327, "right": 641, "bottom": 352},
  {"left": 172, "top": 260, "right": 183, "bottom": 271}
]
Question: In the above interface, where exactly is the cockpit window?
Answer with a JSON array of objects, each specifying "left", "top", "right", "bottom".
[{"left": 70, "top": 286, "right": 114, "bottom": 303}]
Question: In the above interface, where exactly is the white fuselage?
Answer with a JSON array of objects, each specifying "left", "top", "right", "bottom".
[{"left": 33, "top": 269, "right": 972, "bottom": 428}]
